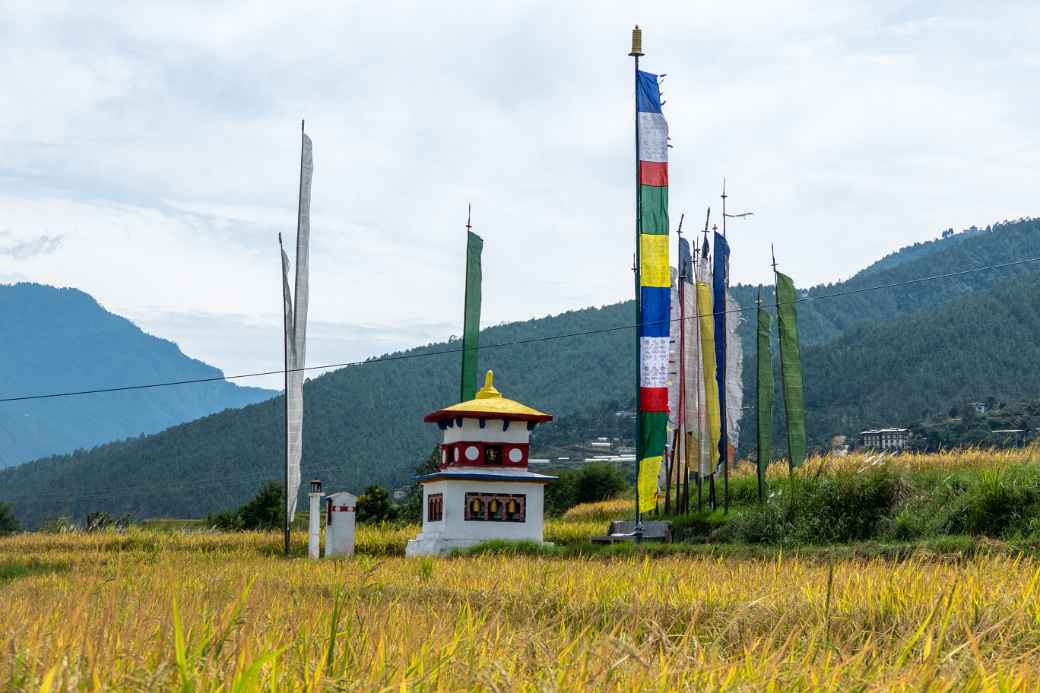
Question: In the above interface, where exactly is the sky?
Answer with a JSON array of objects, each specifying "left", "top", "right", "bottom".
[{"left": 1, "top": 1, "right": 1038, "bottom": 389}]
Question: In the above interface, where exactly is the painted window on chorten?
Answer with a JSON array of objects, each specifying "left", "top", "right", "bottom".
[
  {"left": 464, "top": 492, "right": 526, "bottom": 522},
  {"left": 483, "top": 444, "right": 503, "bottom": 465},
  {"left": 427, "top": 493, "right": 443, "bottom": 521}
]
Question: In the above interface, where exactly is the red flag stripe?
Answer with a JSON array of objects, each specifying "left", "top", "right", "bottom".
[
  {"left": 639, "top": 387, "right": 669, "bottom": 412},
  {"left": 639, "top": 161, "right": 668, "bottom": 187}
]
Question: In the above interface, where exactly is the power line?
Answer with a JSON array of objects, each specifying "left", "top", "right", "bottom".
[
  {"left": 3, "top": 253, "right": 1040, "bottom": 506},
  {"left": 2, "top": 253, "right": 1039, "bottom": 405}
]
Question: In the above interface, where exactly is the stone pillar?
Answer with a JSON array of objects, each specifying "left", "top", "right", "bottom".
[{"left": 307, "top": 480, "right": 322, "bottom": 559}]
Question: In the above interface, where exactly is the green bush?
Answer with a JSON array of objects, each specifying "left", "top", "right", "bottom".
[
  {"left": 400, "top": 447, "right": 441, "bottom": 524},
  {"left": 0, "top": 503, "right": 19, "bottom": 535},
  {"left": 456, "top": 539, "right": 566, "bottom": 557},
  {"left": 791, "top": 466, "right": 902, "bottom": 544},
  {"left": 545, "top": 463, "right": 627, "bottom": 516},
  {"left": 942, "top": 466, "right": 1040, "bottom": 537},
  {"left": 670, "top": 510, "right": 729, "bottom": 542},
  {"left": 207, "top": 481, "right": 283, "bottom": 531},
  {"left": 84, "top": 512, "right": 131, "bottom": 532},
  {"left": 356, "top": 485, "right": 400, "bottom": 524},
  {"left": 714, "top": 466, "right": 902, "bottom": 545},
  {"left": 711, "top": 501, "right": 791, "bottom": 544}
]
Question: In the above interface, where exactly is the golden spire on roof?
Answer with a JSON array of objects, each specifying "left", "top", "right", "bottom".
[
  {"left": 423, "top": 369, "right": 553, "bottom": 423},
  {"left": 475, "top": 370, "right": 500, "bottom": 400}
]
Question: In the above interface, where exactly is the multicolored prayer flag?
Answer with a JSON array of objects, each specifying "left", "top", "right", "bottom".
[{"left": 636, "top": 69, "right": 670, "bottom": 513}]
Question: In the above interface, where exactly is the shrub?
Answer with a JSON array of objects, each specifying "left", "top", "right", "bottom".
[
  {"left": 400, "top": 447, "right": 441, "bottom": 524},
  {"left": 545, "top": 463, "right": 627, "bottom": 516},
  {"left": 711, "top": 502, "right": 790, "bottom": 544},
  {"left": 356, "top": 485, "right": 400, "bottom": 524},
  {"left": 573, "top": 463, "right": 627, "bottom": 504},
  {"left": 39, "top": 516, "right": 78, "bottom": 533},
  {"left": 787, "top": 466, "right": 902, "bottom": 544},
  {"left": 943, "top": 466, "right": 1040, "bottom": 537},
  {"left": 207, "top": 481, "right": 283, "bottom": 531},
  {"left": 84, "top": 512, "right": 130, "bottom": 532},
  {"left": 0, "top": 503, "right": 19, "bottom": 535},
  {"left": 670, "top": 510, "right": 730, "bottom": 542}
]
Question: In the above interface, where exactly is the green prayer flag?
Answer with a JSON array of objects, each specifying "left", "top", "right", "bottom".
[
  {"left": 460, "top": 231, "right": 483, "bottom": 401},
  {"left": 775, "top": 272, "right": 807, "bottom": 469},
  {"left": 756, "top": 301, "right": 773, "bottom": 497}
]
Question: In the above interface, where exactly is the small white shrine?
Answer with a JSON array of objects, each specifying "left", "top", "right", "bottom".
[
  {"left": 324, "top": 490, "right": 357, "bottom": 557},
  {"left": 405, "top": 371, "right": 556, "bottom": 556}
]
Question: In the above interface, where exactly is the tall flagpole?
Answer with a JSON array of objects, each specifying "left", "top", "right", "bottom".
[
  {"left": 676, "top": 213, "right": 686, "bottom": 515},
  {"left": 705, "top": 222, "right": 716, "bottom": 511},
  {"left": 720, "top": 181, "right": 729, "bottom": 513},
  {"left": 280, "top": 232, "right": 290, "bottom": 558},
  {"left": 696, "top": 208, "right": 709, "bottom": 513},
  {"left": 756, "top": 287, "right": 765, "bottom": 502},
  {"left": 460, "top": 203, "right": 472, "bottom": 402},
  {"left": 719, "top": 181, "right": 753, "bottom": 514},
  {"left": 286, "top": 119, "right": 307, "bottom": 557},
  {"left": 772, "top": 244, "right": 796, "bottom": 496},
  {"left": 629, "top": 26, "right": 644, "bottom": 542}
]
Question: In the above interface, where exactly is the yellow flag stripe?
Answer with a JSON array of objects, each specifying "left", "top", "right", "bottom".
[
  {"left": 696, "top": 282, "right": 722, "bottom": 465},
  {"left": 637, "top": 455, "right": 662, "bottom": 512},
  {"left": 639, "top": 234, "right": 669, "bottom": 288}
]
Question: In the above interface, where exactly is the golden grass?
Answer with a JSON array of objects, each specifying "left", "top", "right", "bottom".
[
  {"left": 4, "top": 528, "right": 1040, "bottom": 690},
  {"left": 732, "top": 447, "right": 1040, "bottom": 481},
  {"left": 561, "top": 497, "right": 631, "bottom": 522}
]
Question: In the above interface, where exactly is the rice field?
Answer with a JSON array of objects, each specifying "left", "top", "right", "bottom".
[
  {"left": 4, "top": 524, "right": 1040, "bottom": 690},
  {"left": 741, "top": 446, "right": 1040, "bottom": 480}
]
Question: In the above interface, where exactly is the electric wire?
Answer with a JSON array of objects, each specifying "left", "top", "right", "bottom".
[
  {"left": 2, "top": 252, "right": 1039, "bottom": 508},
  {"left": 2, "top": 253, "right": 1039, "bottom": 404}
]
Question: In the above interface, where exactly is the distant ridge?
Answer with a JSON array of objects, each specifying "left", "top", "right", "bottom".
[{"left": 0, "top": 283, "right": 275, "bottom": 468}]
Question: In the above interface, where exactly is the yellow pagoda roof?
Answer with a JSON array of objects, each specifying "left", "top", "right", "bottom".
[{"left": 424, "top": 370, "right": 553, "bottom": 423}]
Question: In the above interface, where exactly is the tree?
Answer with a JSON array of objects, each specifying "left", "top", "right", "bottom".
[
  {"left": 544, "top": 463, "right": 628, "bottom": 516},
  {"left": 573, "top": 463, "right": 627, "bottom": 504},
  {"left": 207, "top": 481, "right": 283, "bottom": 531},
  {"left": 0, "top": 503, "right": 19, "bottom": 535},
  {"left": 401, "top": 446, "right": 441, "bottom": 523},
  {"left": 356, "top": 485, "right": 400, "bottom": 524}
]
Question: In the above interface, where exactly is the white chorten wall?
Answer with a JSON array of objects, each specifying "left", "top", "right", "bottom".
[{"left": 405, "top": 479, "right": 546, "bottom": 556}]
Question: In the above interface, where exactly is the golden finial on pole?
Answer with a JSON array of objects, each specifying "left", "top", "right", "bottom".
[{"left": 629, "top": 25, "right": 644, "bottom": 57}]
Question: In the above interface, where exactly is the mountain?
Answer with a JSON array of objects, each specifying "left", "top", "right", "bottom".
[
  {"left": 1, "top": 218, "right": 1038, "bottom": 527},
  {"left": 801, "top": 273, "right": 1040, "bottom": 445},
  {"left": 0, "top": 283, "right": 275, "bottom": 468}
]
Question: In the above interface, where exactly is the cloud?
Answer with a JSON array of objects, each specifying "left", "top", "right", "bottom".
[
  {"left": 0, "top": 232, "right": 64, "bottom": 259},
  {"left": 0, "top": 1, "right": 1038, "bottom": 380}
]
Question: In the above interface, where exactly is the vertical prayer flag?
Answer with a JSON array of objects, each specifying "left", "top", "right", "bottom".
[
  {"left": 460, "top": 231, "right": 484, "bottom": 401},
  {"left": 695, "top": 252, "right": 721, "bottom": 476},
  {"left": 756, "top": 297, "right": 773, "bottom": 499},
  {"left": 282, "top": 131, "right": 313, "bottom": 522},
  {"left": 636, "top": 69, "right": 670, "bottom": 513},
  {"left": 775, "top": 271, "right": 807, "bottom": 468},
  {"left": 712, "top": 232, "right": 730, "bottom": 469}
]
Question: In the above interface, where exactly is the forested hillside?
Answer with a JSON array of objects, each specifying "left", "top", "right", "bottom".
[
  {"left": 0, "top": 284, "right": 274, "bottom": 468},
  {"left": 801, "top": 273, "right": 1040, "bottom": 447},
  {"left": 2, "top": 218, "right": 1038, "bottom": 527}
]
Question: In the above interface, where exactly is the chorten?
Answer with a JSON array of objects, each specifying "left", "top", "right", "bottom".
[{"left": 405, "top": 370, "right": 556, "bottom": 556}]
